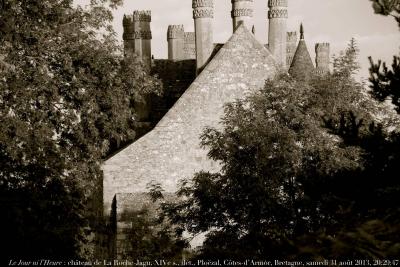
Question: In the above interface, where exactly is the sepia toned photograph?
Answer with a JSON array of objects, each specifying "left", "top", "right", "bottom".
[{"left": 1, "top": 0, "right": 399, "bottom": 266}]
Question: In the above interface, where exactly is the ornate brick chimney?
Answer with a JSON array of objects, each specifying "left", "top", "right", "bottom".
[
  {"left": 231, "top": 0, "right": 254, "bottom": 32},
  {"left": 184, "top": 32, "right": 196, "bottom": 60},
  {"left": 122, "top": 15, "right": 135, "bottom": 57},
  {"left": 123, "top": 11, "right": 152, "bottom": 67},
  {"left": 315, "top": 43, "right": 330, "bottom": 75},
  {"left": 136, "top": 11, "right": 152, "bottom": 67},
  {"left": 167, "top": 25, "right": 185, "bottom": 61},
  {"left": 286, "top": 31, "right": 297, "bottom": 68},
  {"left": 268, "top": 0, "right": 288, "bottom": 68},
  {"left": 192, "top": 0, "right": 214, "bottom": 74}
]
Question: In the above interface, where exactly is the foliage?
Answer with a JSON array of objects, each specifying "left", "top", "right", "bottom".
[
  {"left": 126, "top": 64, "right": 390, "bottom": 261},
  {"left": 153, "top": 39, "right": 400, "bottom": 260},
  {"left": 333, "top": 38, "right": 361, "bottom": 79},
  {"left": 288, "top": 217, "right": 400, "bottom": 260},
  {"left": 120, "top": 207, "right": 188, "bottom": 261},
  {"left": 0, "top": 0, "right": 160, "bottom": 260},
  {"left": 370, "top": 0, "right": 400, "bottom": 27},
  {"left": 290, "top": 5, "right": 400, "bottom": 259},
  {"left": 369, "top": 56, "right": 400, "bottom": 112}
]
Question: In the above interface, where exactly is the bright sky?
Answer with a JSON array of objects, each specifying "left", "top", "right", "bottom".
[{"left": 77, "top": 0, "right": 399, "bottom": 81}]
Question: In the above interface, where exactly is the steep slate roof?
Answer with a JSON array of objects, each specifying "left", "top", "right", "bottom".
[
  {"left": 102, "top": 24, "right": 278, "bottom": 216},
  {"left": 289, "top": 25, "right": 314, "bottom": 81}
]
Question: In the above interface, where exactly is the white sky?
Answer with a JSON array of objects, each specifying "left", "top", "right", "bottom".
[{"left": 77, "top": 0, "right": 399, "bottom": 81}]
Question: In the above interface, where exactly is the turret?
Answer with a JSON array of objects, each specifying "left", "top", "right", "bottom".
[
  {"left": 286, "top": 31, "right": 297, "bottom": 68},
  {"left": 192, "top": 0, "right": 214, "bottom": 74},
  {"left": 167, "top": 25, "right": 185, "bottom": 61},
  {"left": 289, "top": 24, "right": 315, "bottom": 81},
  {"left": 231, "top": 0, "right": 254, "bottom": 32},
  {"left": 268, "top": 0, "right": 288, "bottom": 68},
  {"left": 184, "top": 32, "right": 196, "bottom": 60},
  {"left": 315, "top": 43, "right": 330, "bottom": 75}
]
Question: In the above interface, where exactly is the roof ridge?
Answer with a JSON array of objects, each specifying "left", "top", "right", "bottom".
[
  {"left": 195, "top": 23, "right": 273, "bottom": 79},
  {"left": 103, "top": 20, "right": 279, "bottom": 216}
]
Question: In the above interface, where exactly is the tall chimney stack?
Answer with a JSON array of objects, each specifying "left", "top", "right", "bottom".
[
  {"left": 192, "top": 0, "right": 214, "bottom": 74},
  {"left": 231, "top": 0, "right": 254, "bottom": 32},
  {"left": 268, "top": 0, "right": 288, "bottom": 68},
  {"left": 132, "top": 11, "right": 144, "bottom": 58},
  {"left": 286, "top": 31, "right": 297, "bottom": 68},
  {"left": 122, "top": 15, "right": 135, "bottom": 57},
  {"left": 140, "top": 11, "right": 152, "bottom": 67},
  {"left": 123, "top": 11, "right": 152, "bottom": 68},
  {"left": 315, "top": 43, "right": 330, "bottom": 75},
  {"left": 184, "top": 32, "right": 196, "bottom": 60},
  {"left": 167, "top": 25, "right": 185, "bottom": 61}
]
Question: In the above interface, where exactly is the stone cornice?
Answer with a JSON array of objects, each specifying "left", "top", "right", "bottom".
[
  {"left": 184, "top": 32, "right": 195, "bottom": 43},
  {"left": 123, "top": 30, "right": 152, "bottom": 40},
  {"left": 167, "top": 25, "right": 185, "bottom": 39},
  {"left": 193, "top": 9, "right": 214, "bottom": 19},
  {"left": 268, "top": 9, "right": 288, "bottom": 19},
  {"left": 192, "top": 0, "right": 213, "bottom": 8},
  {"left": 133, "top": 10, "right": 151, "bottom": 22},
  {"left": 268, "top": 0, "right": 288, "bottom": 8},
  {"left": 231, "top": 8, "right": 253, "bottom": 18},
  {"left": 315, "top": 43, "right": 330, "bottom": 52}
]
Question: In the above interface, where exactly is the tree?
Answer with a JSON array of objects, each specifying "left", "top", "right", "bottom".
[
  {"left": 333, "top": 38, "right": 360, "bottom": 79},
  {"left": 154, "top": 39, "right": 400, "bottom": 260},
  {"left": 369, "top": 0, "right": 400, "bottom": 111},
  {"left": 0, "top": 0, "right": 160, "bottom": 260},
  {"left": 154, "top": 41, "right": 365, "bottom": 259},
  {"left": 370, "top": 0, "right": 400, "bottom": 27},
  {"left": 120, "top": 207, "right": 188, "bottom": 261},
  {"left": 283, "top": 3, "right": 400, "bottom": 259},
  {"left": 320, "top": 7, "right": 400, "bottom": 259},
  {"left": 369, "top": 56, "right": 400, "bottom": 112}
]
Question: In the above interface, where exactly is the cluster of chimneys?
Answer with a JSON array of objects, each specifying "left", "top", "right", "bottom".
[
  {"left": 123, "top": 11, "right": 152, "bottom": 65},
  {"left": 123, "top": 0, "right": 330, "bottom": 74}
]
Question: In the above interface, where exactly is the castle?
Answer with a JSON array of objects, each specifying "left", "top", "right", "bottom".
[{"left": 101, "top": 0, "right": 331, "bottom": 258}]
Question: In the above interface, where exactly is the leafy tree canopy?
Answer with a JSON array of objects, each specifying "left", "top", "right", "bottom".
[
  {"left": 154, "top": 39, "right": 400, "bottom": 260},
  {"left": 369, "top": 56, "right": 400, "bottom": 112},
  {"left": 370, "top": 0, "right": 400, "bottom": 27},
  {"left": 0, "top": 0, "right": 160, "bottom": 260}
]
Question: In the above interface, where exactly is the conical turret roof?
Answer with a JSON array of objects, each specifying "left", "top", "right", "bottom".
[{"left": 289, "top": 24, "right": 315, "bottom": 81}]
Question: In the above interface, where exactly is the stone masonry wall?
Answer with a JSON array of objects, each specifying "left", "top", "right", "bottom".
[
  {"left": 150, "top": 59, "right": 196, "bottom": 123},
  {"left": 184, "top": 32, "right": 196, "bottom": 60},
  {"left": 102, "top": 25, "right": 278, "bottom": 218}
]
